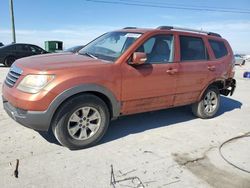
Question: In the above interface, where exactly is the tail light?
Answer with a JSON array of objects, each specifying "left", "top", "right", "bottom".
[
  {"left": 232, "top": 56, "right": 236, "bottom": 67},
  {"left": 231, "top": 56, "right": 236, "bottom": 71}
]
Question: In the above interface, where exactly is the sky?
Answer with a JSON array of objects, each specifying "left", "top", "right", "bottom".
[{"left": 0, "top": 0, "right": 250, "bottom": 54}]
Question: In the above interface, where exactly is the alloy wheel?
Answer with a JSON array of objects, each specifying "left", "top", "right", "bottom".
[{"left": 67, "top": 107, "right": 101, "bottom": 140}]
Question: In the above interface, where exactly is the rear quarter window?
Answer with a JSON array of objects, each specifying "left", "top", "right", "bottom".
[{"left": 209, "top": 39, "right": 228, "bottom": 59}]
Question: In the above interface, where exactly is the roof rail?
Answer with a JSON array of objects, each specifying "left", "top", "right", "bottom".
[
  {"left": 157, "top": 26, "right": 221, "bottom": 37},
  {"left": 123, "top": 27, "right": 137, "bottom": 29},
  {"left": 157, "top": 26, "right": 173, "bottom": 30},
  {"left": 207, "top": 32, "right": 221, "bottom": 37}
]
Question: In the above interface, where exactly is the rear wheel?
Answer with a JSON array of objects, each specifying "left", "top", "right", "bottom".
[
  {"left": 4, "top": 56, "right": 16, "bottom": 67},
  {"left": 52, "top": 94, "right": 110, "bottom": 150},
  {"left": 192, "top": 86, "right": 220, "bottom": 119}
]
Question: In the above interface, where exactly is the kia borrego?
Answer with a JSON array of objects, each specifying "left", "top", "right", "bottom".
[{"left": 2, "top": 26, "right": 236, "bottom": 149}]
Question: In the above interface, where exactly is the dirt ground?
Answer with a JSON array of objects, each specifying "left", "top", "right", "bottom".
[{"left": 0, "top": 63, "right": 249, "bottom": 188}]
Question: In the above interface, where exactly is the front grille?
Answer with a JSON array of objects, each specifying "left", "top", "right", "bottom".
[{"left": 5, "top": 65, "right": 23, "bottom": 88}]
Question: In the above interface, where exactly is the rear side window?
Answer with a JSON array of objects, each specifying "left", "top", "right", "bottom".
[
  {"left": 209, "top": 40, "right": 228, "bottom": 59},
  {"left": 180, "top": 36, "right": 207, "bottom": 61},
  {"left": 7, "top": 46, "right": 15, "bottom": 51}
]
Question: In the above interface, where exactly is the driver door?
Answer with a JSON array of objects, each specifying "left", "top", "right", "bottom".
[{"left": 120, "top": 34, "right": 179, "bottom": 115}]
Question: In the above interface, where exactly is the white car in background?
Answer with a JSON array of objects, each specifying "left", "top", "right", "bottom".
[
  {"left": 234, "top": 54, "right": 245, "bottom": 65},
  {"left": 243, "top": 55, "right": 250, "bottom": 62}
]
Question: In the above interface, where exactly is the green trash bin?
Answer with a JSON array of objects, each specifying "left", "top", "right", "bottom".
[{"left": 45, "top": 41, "right": 63, "bottom": 53}]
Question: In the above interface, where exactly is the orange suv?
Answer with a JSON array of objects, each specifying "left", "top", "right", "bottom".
[{"left": 2, "top": 26, "right": 236, "bottom": 149}]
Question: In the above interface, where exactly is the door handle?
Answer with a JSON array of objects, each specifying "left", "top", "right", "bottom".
[
  {"left": 166, "top": 68, "right": 178, "bottom": 74},
  {"left": 208, "top": 65, "right": 216, "bottom": 71}
]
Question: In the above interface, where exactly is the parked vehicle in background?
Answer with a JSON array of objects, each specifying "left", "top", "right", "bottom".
[
  {"left": 0, "top": 43, "right": 48, "bottom": 67},
  {"left": 2, "top": 26, "right": 236, "bottom": 149},
  {"left": 243, "top": 55, "right": 250, "bottom": 62},
  {"left": 234, "top": 54, "right": 245, "bottom": 65},
  {"left": 0, "top": 42, "right": 4, "bottom": 47},
  {"left": 64, "top": 45, "right": 85, "bottom": 53}
]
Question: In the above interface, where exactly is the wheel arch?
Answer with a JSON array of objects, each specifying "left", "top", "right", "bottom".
[
  {"left": 198, "top": 79, "right": 225, "bottom": 101},
  {"left": 4, "top": 55, "right": 16, "bottom": 66},
  {"left": 47, "top": 84, "right": 121, "bottom": 130},
  {"left": 4, "top": 55, "right": 16, "bottom": 61}
]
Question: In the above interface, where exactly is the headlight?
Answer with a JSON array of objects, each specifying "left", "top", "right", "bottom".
[{"left": 17, "top": 74, "right": 55, "bottom": 94}]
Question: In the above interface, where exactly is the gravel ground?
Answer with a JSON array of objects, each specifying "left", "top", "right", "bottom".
[{"left": 0, "top": 64, "right": 249, "bottom": 188}]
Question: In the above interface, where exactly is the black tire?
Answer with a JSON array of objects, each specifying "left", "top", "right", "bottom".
[
  {"left": 52, "top": 94, "right": 110, "bottom": 150},
  {"left": 4, "top": 56, "right": 16, "bottom": 67},
  {"left": 192, "top": 86, "right": 220, "bottom": 119}
]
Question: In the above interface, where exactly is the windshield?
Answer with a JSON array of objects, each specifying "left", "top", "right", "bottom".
[{"left": 79, "top": 32, "right": 142, "bottom": 61}]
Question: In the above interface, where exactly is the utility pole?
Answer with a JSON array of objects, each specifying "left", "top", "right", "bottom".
[{"left": 9, "top": 0, "right": 16, "bottom": 43}]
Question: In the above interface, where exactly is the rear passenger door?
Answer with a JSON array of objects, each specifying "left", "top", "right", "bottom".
[
  {"left": 14, "top": 45, "right": 26, "bottom": 59},
  {"left": 174, "top": 35, "right": 209, "bottom": 106}
]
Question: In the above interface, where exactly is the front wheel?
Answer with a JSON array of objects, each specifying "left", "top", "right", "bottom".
[
  {"left": 192, "top": 86, "right": 220, "bottom": 119},
  {"left": 4, "top": 56, "right": 16, "bottom": 67},
  {"left": 52, "top": 94, "right": 110, "bottom": 150}
]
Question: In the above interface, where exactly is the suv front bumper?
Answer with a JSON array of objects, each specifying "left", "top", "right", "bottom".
[{"left": 3, "top": 97, "right": 51, "bottom": 131}]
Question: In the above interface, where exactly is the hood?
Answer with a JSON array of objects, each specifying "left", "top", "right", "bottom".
[{"left": 15, "top": 53, "right": 107, "bottom": 72}]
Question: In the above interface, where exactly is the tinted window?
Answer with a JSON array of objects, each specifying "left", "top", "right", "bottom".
[
  {"left": 29, "top": 45, "right": 43, "bottom": 53},
  {"left": 35, "top": 46, "right": 44, "bottom": 53},
  {"left": 180, "top": 36, "right": 207, "bottom": 61},
  {"left": 209, "top": 40, "right": 228, "bottom": 59},
  {"left": 29, "top": 46, "right": 37, "bottom": 53},
  {"left": 8, "top": 46, "right": 15, "bottom": 51},
  {"left": 15, "top": 45, "right": 23, "bottom": 51},
  {"left": 136, "top": 35, "right": 174, "bottom": 64},
  {"left": 23, "top": 45, "right": 31, "bottom": 52}
]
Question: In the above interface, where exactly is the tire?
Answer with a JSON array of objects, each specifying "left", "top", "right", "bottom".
[
  {"left": 4, "top": 56, "right": 16, "bottom": 67},
  {"left": 51, "top": 94, "right": 110, "bottom": 150},
  {"left": 192, "top": 86, "right": 220, "bottom": 119}
]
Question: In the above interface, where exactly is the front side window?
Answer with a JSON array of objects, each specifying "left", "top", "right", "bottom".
[
  {"left": 31, "top": 46, "right": 43, "bottom": 53},
  {"left": 22, "top": 45, "right": 31, "bottom": 52},
  {"left": 29, "top": 46, "right": 37, "bottom": 53},
  {"left": 135, "top": 35, "right": 174, "bottom": 64},
  {"left": 180, "top": 36, "right": 207, "bottom": 61},
  {"left": 79, "top": 32, "right": 142, "bottom": 62},
  {"left": 209, "top": 39, "right": 228, "bottom": 59}
]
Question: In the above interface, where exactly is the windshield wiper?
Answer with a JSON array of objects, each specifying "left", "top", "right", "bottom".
[{"left": 80, "top": 52, "right": 98, "bottom": 59}]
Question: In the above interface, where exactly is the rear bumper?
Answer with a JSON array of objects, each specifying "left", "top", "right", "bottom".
[{"left": 3, "top": 97, "right": 51, "bottom": 131}]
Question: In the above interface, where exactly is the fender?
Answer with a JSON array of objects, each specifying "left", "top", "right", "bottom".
[
  {"left": 48, "top": 83, "right": 121, "bottom": 119},
  {"left": 23, "top": 83, "right": 122, "bottom": 131}
]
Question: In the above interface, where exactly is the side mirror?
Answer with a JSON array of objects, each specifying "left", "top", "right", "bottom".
[{"left": 131, "top": 52, "right": 147, "bottom": 65}]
